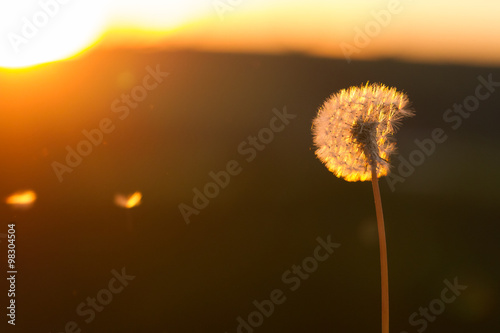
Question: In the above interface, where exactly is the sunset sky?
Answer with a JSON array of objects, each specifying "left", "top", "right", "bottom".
[
  {"left": 0, "top": 0, "right": 499, "bottom": 68},
  {"left": 1, "top": 2, "right": 499, "bottom": 333}
]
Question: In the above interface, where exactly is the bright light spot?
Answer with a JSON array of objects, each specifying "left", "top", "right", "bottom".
[
  {"left": 114, "top": 192, "right": 142, "bottom": 209},
  {"left": 6, "top": 190, "right": 37, "bottom": 209},
  {"left": 107, "top": 0, "right": 211, "bottom": 31},
  {"left": 0, "top": 1, "right": 108, "bottom": 68}
]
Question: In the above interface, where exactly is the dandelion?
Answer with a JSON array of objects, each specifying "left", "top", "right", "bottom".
[
  {"left": 312, "top": 83, "right": 413, "bottom": 181},
  {"left": 312, "top": 83, "right": 413, "bottom": 333}
]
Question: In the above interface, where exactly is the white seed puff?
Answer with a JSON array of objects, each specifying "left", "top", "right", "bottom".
[{"left": 312, "top": 83, "right": 413, "bottom": 181}]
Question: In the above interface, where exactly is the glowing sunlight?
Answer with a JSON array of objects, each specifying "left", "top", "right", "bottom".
[
  {"left": 1, "top": 0, "right": 499, "bottom": 68},
  {"left": 0, "top": 1, "right": 107, "bottom": 68}
]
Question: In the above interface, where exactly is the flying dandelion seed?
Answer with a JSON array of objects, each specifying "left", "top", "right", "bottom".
[
  {"left": 114, "top": 192, "right": 142, "bottom": 232},
  {"left": 114, "top": 192, "right": 142, "bottom": 209},
  {"left": 6, "top": 190, "right": 37, "bottom": 209},
  {"left": 312, "top": 83, "right": 414, "bottom": 333},
  {"left": 312, "top": 83, "right": 413, "bottom": 181}
]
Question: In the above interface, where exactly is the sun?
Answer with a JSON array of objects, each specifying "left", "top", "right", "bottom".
[
  {"left": 0, "top": 1, "right": 108, "bottom": 69},
  {"left": 0, "top": 1, "right": 214, "bottom": 68}
]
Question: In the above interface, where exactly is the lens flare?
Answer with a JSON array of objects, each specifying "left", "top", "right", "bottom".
[
  {"left": 6, "top": 190, "right": 37, "bottom": 209},
  {"left": 114, "top": 192, "right": 142, "bottom": 209}
]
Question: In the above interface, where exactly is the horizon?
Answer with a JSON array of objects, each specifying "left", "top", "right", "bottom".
[{"left": 1, "top": 0, "right": 500, "bottom": 68}]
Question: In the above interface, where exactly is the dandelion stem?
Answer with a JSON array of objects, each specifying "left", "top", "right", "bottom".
[{"left": 371, "top": 164, "right": 389, "bottom": 333}]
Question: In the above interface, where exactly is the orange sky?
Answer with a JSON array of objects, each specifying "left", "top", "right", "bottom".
[{"left": 1, "top": 0, "right": 499, "bottom": 68}]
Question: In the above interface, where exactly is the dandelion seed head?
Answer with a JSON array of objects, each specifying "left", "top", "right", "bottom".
[{"left": 312, "top": 83, "right": 413, "bottom": 181}]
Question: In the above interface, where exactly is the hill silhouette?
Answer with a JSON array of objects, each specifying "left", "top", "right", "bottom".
[{"left": 0, "top": 50, "right": 498, "bottom": 332}]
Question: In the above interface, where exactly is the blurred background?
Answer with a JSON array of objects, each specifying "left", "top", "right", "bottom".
[{"left": 0, "top": 1, "right": 499, "bottom": 332}]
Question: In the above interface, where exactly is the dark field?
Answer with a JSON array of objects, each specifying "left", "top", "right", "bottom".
[{"left": 0, "top": 49, "right": 499, "bottom": 332}]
